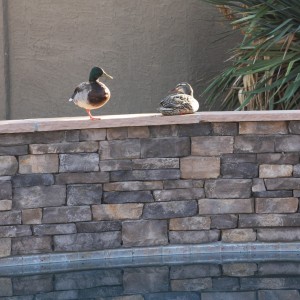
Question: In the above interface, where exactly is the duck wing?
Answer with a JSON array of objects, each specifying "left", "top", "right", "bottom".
[
  {"left": 70, "top": 82, "right": 91, "bottom": 100},
  {"left": 158, "top": 94, "right": 198, "bottom": 115},
  {"left": 87, "top": 82, "right": 110, "bottom": 106}
]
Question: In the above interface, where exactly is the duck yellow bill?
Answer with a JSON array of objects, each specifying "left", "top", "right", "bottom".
[{"left": 103, "top": 71, "right": 113, "bottom": 79}]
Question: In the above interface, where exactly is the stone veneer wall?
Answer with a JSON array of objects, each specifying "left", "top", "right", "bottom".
[{"left": 1, "top": 113, "right": 300, "bottom": 259}]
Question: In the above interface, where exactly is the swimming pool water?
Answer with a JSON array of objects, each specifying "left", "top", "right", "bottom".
[{"left": 1, "top": 252, "right": 300, "bottom": 299}]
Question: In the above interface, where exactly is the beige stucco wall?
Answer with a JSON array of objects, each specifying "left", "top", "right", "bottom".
[{"left": 1, "top": 0, "right": 240, "bottom": 120}]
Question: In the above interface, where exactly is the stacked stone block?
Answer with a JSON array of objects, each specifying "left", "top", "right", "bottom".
[{"left": 0, "top": 121, "right": 300, "bottom": 258}]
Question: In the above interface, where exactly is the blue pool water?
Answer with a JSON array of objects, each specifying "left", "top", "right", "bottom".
[{"left": 1, "top": 252, "right": 300, "bottom": 299}]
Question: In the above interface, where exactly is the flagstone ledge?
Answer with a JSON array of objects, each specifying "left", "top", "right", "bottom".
[{"left": 1, "top": 111, "right": 300, "bottom": 133}]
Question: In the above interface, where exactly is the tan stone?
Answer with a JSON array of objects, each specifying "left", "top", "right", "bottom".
[
  {"left": 128, "top": 126, "right": 150, "bottom": 138},
  {"left": 0, "top": 200, "right": 12, "bottom": 211},
  {"left": 223, "top": 263, "right": 257, "bottom": 277},
  {"left": 191, "top": 136, "right": 234, "bottom": 155},
  {"left": 239, "top": 121, "right": 288, "bottom": 135},
  {"left": 259, "top": 164, "right": 293, "bottom": 178},
  {"left": 19, "top": 154, "right": 58, "bottom": 174},
  {"left": 199, "top": 199, "right": 254, "bottom": 214},
  {"left": 170, "top": 216, "right": 211, "bottom": 230},
  {"left": 222, "top": 229, "right": 256, "bottom": 243},
  {"left": 181, "top": 156, "right": 220, "bottom": 179},
  {"left": 0, "top": 238, "right": 11, "bottom": 258},
  {"left": 92, "top": 204, "right": 143, "bottom": 220},
  {"left": 107, "top": 127, "right": 128, "bottom": 140},
  {"left": 22, "top": 208, "right": 42, "bottom": 224},
  {"left": 256, "top": 197, "right": 298, "bottom": 213}
]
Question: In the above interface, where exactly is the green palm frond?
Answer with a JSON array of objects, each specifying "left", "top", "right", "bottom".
[{"left": 203, "top": 0, "right": 300, "bottom": 110}]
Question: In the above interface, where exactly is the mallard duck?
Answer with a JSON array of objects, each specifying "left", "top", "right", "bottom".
[
  {"left": 69, "top": 66, "right": 113, "bottom": 120},
  {"left": 158, "top": 82, "right": 199, "bottom": 116}
]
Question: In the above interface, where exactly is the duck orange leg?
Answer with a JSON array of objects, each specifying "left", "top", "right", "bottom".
[{"left": 86, "top": 109, "right": 101, "bottom": 120}]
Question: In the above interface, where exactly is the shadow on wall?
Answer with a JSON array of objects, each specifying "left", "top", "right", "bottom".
[{"left": 1, "top": 0, "right": 240, "bottom": 120}]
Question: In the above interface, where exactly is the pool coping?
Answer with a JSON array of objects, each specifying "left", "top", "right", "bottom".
[
  {"left": 1, "top": 110, "right": 300, "bottom": 133},
  {"left": 1, "top": 242, "right": 300, "bottom": 268}
]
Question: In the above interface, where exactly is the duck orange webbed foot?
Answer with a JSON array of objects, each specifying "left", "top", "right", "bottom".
[{"left": 86, "top": 109, "right": 101, "bottom": 121}]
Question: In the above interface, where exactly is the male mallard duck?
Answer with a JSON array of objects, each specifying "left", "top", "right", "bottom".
[
  {"left": 69, "top": 66, "right": 113, "bottom": 120},
  {"left": 158, "top": 82, "right": 199, "bottom": 116}
]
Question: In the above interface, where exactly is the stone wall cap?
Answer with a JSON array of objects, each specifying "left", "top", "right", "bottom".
[{"left": 1, "top": 111, "right": 300, "bottom": 133}]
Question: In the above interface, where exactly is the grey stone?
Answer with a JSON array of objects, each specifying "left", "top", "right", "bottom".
[
  {"left": 211, "top": 214, "right": 238, "bottom": 229},
  {"left": 13, "top": 185, "right": 66, "bottom": 209},
  {"left": 0, "top": 238, "right": 11, "bottom": 258},
  {"left": 76, "top": 221, "right": 121, "bottom": 233},
  {"left": 252, "top": 178, "right": 266, "bottom": 192},
  {"left": 35, "top": 291, "right": 79, "bottom": 300},
  {"left": 107, "top": 127, "right": 128, "bottom": 140},
  {"left": 104, "top": 181, "right": 163, "bottom": 192},
  {"left": 54, "top": 232, "right": 121, "bottom": 251},
  {"left": 0, "top": 278, "right": 12, "bottom": 297},
  {"left": 205, "top": 179, "right": 252, "bottom": 198},
  {"left": 111, "top": 169, "right": 180, "bottom": 181},
  {"left": 67, "top": 184, "right": 102, "bottom": 205},
  {"left": 100, "top": 159, "right": 132, "bottom": 171},
  {"left": 259, "top": 262, "right": 300, "bottom": 275},
  {"left": 169, "top": 230, "right": 220, "bottom": 244},
  {"left": 258, "top": 290, "right": 300, "bottom": 300},
  {"left": 0, "top": 225, "right": 31, "bottom": 238},
  {"left": 171, "top": 278, "right": 212, "bottom": 291},
  {"left": 201, "top": 291, "right": 256, "bottom": 300},
  {"left": 77, "top": 286, "right": 123, "bottom": 298},
  {"left": 103, "top": 191, "right": 154, "bottom": 203},
  {"left": 122, "top": 220, "right": 168, "bottom": 247},
  {"left": 0, "top": 145, "right": 28, "bottom": 156},
  {"left": 257, "top": 153, "right": 299, "bottom": 164},
  {"left": 221, "top": 153, "right": 257, "bottom": 163},
  {"left": 240, "top": 277, "right": 286, "bottom": 290},
  {"left": 33, "top": 224, "right": 77, "bottom": 235},
  {"left": 170, "top": 264, "right": 221, "bottom": 279},
  {"left": 199, "top": 199, "right": 254, "bottom": 214},
  {"left": 145, "top": 292, "right": 200, "bottom": 300},
  {"left": 12, "top": 236, "right": 52, "bottom": 255},
  {"left": 163, "top": 180, "right": 204, "bottom": 189},
  {"left": 100, "top": 139, "right": 141, "bottom": 159},
  {"left": 289, "top": 121, "right": 300, "bottom": 133},
  {"left": 0, "top": 211, "right": 21, "bottom": 225},
  {"left": 169, "top": 216, "right": 211, "bottom": 230},
  {"left": 275, "top": 135, "right": 300, "bottom": 152},
  {"left": 13, "top": 275, "right": 53, "bottom": 296},
  {"left": 0, "top": 181, "right": 12, "bottom": 200},
  {"left": 141, "top": 137, "right": 190, "bottom": 158},
  {"left": 29, "top": 141, "right": 98, "bottom": 154},
  {"left": 149, "top": 125, "right": 179, "bottom": 137},
  {"left": 79, "top": 128, "right": 106, "bottom": 141},
  {"left": 0, "top": 156, "right": 18, "bottom": 175},
  {"left": 234, "top": 136, "right": 275, "bottom": 153},
  {"left": 55, "top": 172, "right": 109, "bottom": 184},
  {"left": 192, "top": 136, "right": 233, "bottom": 156},
  {"left": 212, "top": 277, "right": 240, "bottom": 291},
  {"left": 124, "top": 266, "right": 169, "bottom": 293},
  {"left": 212, "top": 122, "right": 238, "bottom": 136},
  {"left": 256, "top": 197, "right": 298, "bottom": 213},
  {"left": 59, "top": 153, "right": 99, "bottom": 172},
  {"left": 257, "top": 228, "right": 300, "bottom": 242},
  {"left": 221, "top": 163, "right": 258, "bottom": 178},
  {"left": 253, "top": 190, "right": 293, "bottom": 198},
  {"left": 0, "top": 200, "right": 12, "bottom": 211},
  {"left": 132, "top": 157, "right": 179, "bottom": 169},
  {"left": 177, "top": 123, "right": 212, "bottom": 136},
  {"left": 294, "top": 164, "right": 300, "bottom": 177},
  {"left": 43, "top": 206, "right": 91, "bottom": 223},
  {"left": 153, "top": 188, "right": 204, "bottom": 201},
  {"left": 54, "top": 269, "right": 122, "bottom": 290},
  {"left": 143, "top": 200, "right": 198, "bottom": 219},
  {"left": 12, "top": 173, "right": 54, "bottom": 187},
  {"left": 265, "top": 178, "right": 300, "bottom": 190}
]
